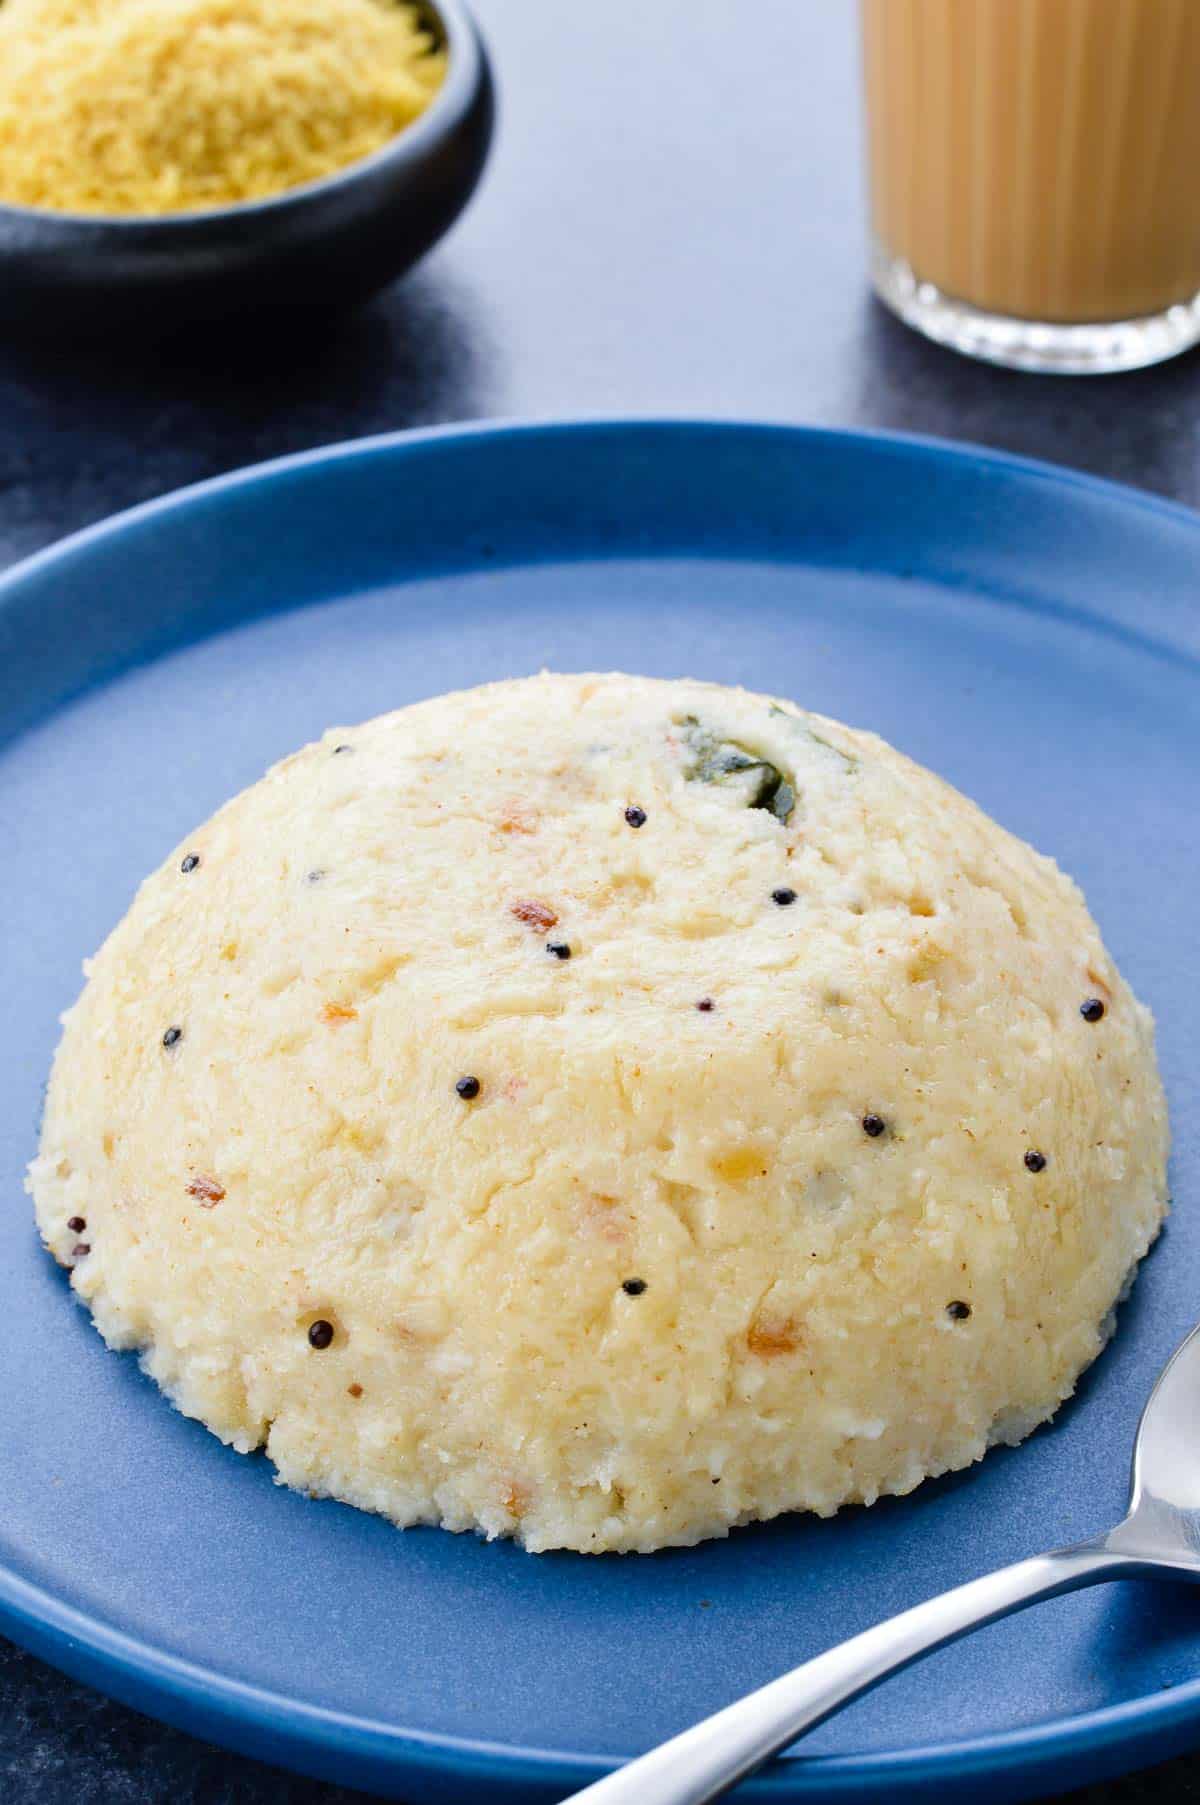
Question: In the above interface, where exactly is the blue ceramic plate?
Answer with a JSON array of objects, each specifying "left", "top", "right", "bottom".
[{"left": 1, "top": 422, "right": 1198, "bottom": 1804}]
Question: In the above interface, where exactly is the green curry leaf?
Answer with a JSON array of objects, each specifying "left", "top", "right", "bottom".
[{"left": 678, "top": 717, "right": 796, "bottom": 823}]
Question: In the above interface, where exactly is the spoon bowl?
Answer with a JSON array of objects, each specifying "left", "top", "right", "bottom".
[
  {"left": 1110, "top": 1321, "right": 1200, "bottom": 1567},
  {"left": 0, "top": 0, "right": 492, "bottom": 340}
]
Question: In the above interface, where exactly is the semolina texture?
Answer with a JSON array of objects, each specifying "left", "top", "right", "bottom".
[
  {"left": 0, "top": 0, "right": 445, "bottom": 215},
  {"left": 28, "top": 675, "right": 1169, "bottom": 1553}
]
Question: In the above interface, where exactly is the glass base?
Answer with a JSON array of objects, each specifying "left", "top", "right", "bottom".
[{"left": 871, "top": 244, "right": 1200, "bottom": 376}]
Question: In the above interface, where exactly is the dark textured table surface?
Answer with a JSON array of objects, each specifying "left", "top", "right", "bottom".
[{"left": 2, "top": 2, "right": 1198, "bottom": 1800}]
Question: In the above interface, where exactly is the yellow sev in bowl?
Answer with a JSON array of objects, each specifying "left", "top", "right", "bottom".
[{"left": 0, "top": 0, "right": 446, "bottom": 216}]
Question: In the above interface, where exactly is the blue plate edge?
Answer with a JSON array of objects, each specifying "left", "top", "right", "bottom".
[
  {"left": 2, "top": 1548, "right": 1199, "bottom": 1802},
  {"left": 4, "top": 412, "right": 1200, "bottom": 612}
]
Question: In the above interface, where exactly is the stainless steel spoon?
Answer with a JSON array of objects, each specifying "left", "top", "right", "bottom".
[{"left": 571, "top": 1319, "right": 1200, "bottom": 1805}]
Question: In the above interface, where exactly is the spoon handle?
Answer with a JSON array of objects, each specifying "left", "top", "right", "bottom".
[{"left": 569, "top": 1541, "right": 1127, "bottom": 1805}]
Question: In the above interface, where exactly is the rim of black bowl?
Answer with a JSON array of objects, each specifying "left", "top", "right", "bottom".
[{"left": 0, "top": 0, "right": 484, "bottom": 231}]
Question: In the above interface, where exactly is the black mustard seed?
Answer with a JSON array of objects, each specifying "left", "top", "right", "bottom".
[
  {"left": 67, "top": 1216, "right": 86, "bottom": 1233},
  {"left": 162, "top": 1026, "right": 183, "bottom": 1049},
  {"left": 624, "top": 805, "right": 647, "bottom": 829},
  {"left": 308, "top": 1319, "right": 334, "bottom": 1350},
  {"left": 622, "top": 1278, "right": 648, "bottom": 1296},
  {"left": 1024, "top": 1150, "right": 1047, "bottom": 1173},
  {"left": 772, "top": 888, "right": 797, "bottom": 907},
  {"left": 696, "top": 997, "right": 715, "bottom": 1012},
  {"left": 455, "top": 1075, "right": 481, "bottom": 1100},
  {"left": 547, "top": 942, "right": 572, "bottom": 960},
  {"left": 1081, "top": 997, "right": 1106, "bottom": 1023},
  {"left": 946, "top": 1300, "right": 971, "bottom": 1321},
  {"left": 862, "top": 1113, "right": 886, "bottom": 1138},
  {"left": 180, "top": 853, "right": 200, "bottom": 873}
]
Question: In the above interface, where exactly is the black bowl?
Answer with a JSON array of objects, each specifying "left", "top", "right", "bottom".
[{"left": 0, "top": 0, "right": 493, "bottom": 338}]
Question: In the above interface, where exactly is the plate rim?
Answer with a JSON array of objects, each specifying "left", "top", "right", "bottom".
[
  {"left": 4, "top": 413, "right": 1200, "bottom": 611},
  {"left": 4, "top": 414, "right": 1199, "bottom": 1800}
]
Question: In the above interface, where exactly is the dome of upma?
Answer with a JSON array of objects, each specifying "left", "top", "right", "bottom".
[{"left": 28, "top": 674, "right": 1169, "bottom": 1552}]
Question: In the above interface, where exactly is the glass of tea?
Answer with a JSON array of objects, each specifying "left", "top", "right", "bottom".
[{"left": 860, "top": 0, "right": 1200, "bottom": 374}]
